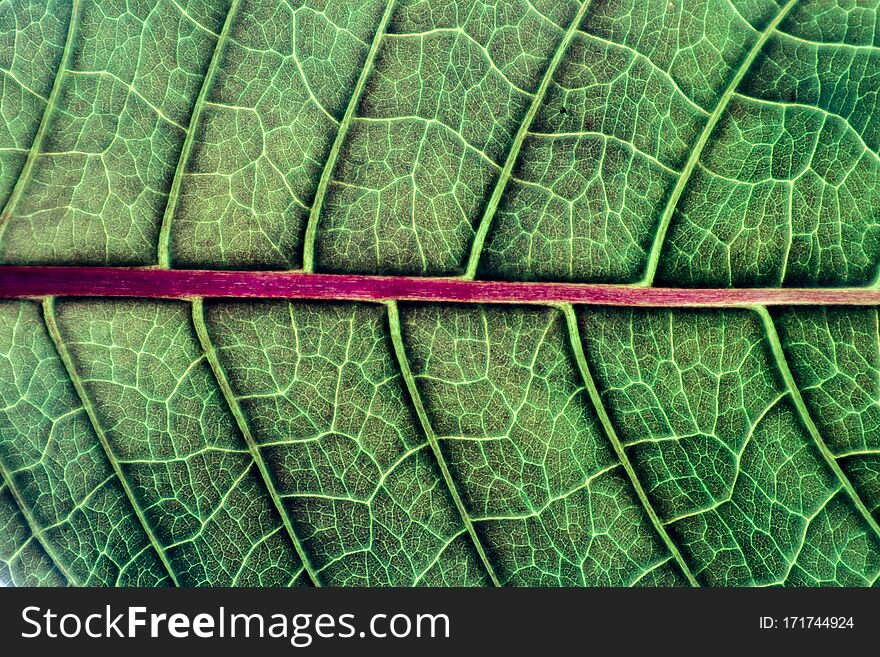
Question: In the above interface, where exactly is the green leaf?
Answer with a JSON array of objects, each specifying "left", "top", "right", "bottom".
[
  {"left": 0, "top": 482, "right": 67, "bottom": 586},
  {"left": 3, "top": 0, "right": 879, "bottom": 283},
  {"left": 396, "top": 303, "right": 689, "bottom": 585},
  {"left": 577, "top": 307, "right": 880, "bottom": 585},
  {"left": 0, "top": 300, "right": 170, "bottom": 585},
  {"left": 202, "top": 300, "right": 491, "bottom": 585},
  {"left": 3, "top": 0, "right": 880, "bottom": 587},
  {"left": 772, "top": 308, "right": 880, "bottom": 522}
]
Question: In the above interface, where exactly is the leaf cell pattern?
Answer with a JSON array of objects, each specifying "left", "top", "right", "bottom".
[
  {"left": 2, "top": 0, "right": 880, "bottom": 285},
  {"left": 203, "top": 300, "right": 491, "bottom": 586},
  {"left": 774, "top": 308, "right": 880, "bottom": 523},
  {"left": 3, "top": 0, "right": 880, "bottom": 587},
  {"left": 578, "top": 307, "right": 880, "bottom": 585}
]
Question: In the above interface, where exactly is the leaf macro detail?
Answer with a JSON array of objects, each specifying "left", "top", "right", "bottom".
[{"left": 2, "top": 0, "right": 880, "bottom": 587}]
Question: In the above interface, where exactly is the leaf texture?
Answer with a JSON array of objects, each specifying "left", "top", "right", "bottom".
[{"left": 2, "top": 0, "right": 880, "bottom": 587}]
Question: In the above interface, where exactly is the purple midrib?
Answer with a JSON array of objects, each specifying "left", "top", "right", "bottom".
[{"left": 0, "top": 266, "right": 878, "bottom": 306}]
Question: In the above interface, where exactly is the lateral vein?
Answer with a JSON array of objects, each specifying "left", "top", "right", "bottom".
[
  {"left": 386, "top": 300, "right": 503, "bottom": 586},
  {"left": 0, "top": 459, "right": 75, "bottom": 586},
  {"left": 757, "top": 305, "right": 880, "bottom": 544},
  {"left": 41, "top": 297, "right": 181, "bottom": 586},
  {"left": 640, "top": 0, "right": 800, "bottom": 286},
  {"left": 463, "top": 0, "right": 592, "bottom": 279},
  {"left": 562, "top": 304, "right": 700, "bottom": 586},
  {"left": 0, "top": 0, "right": 80, "bottom": 241},
  {"left": 302, "top": 0, "right": 397, "bottom": 273},
  {"left": 191, "top": 298, "right": 323, "bottom": 586},
  {"left": 157, "top": 0, "right": 242, "bottom": 268}
]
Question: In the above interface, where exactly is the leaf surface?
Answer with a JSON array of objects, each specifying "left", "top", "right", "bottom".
[{"left": 3, "top": 0, "right": 880, "bottom": 587}]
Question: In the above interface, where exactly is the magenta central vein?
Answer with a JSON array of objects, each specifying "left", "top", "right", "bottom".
[{"left": 0, "top": 266, "right": 878, "bottom": 306}]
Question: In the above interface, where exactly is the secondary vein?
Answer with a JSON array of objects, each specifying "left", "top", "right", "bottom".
[
  {"left": 463, "top": 0, "right": 592, "bottom": 280},
  {"left": 302, "top": 0, "right": 397, "bottom": 273},
  {"left": 0, "top": 0, "right": 80, "bottom": 242},
  {"left": 41, "top": 297, "right": 181, "bottom": 586},
  {"left": 562, "top": 304, "right": 700, "bottom": 587},
  {"left": 386, "top": 300, "right": 503, "bottom": 586},
  {"left": 0, "top": 460, "right": 75, "bottom": 585},
  {"left": 757, "top": 305, "right": 880, "bottom": 544},
  {"left": 191, "top": 298, "right": 323, "bottom": 587},
  {"left": 156, "top": 0, "right": 242, "bottom": 268},
  {"left": 640, "top": 0, "right": 800, "bottom": 286}
]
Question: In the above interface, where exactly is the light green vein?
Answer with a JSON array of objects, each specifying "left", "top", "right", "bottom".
[
  {"left": 157, "top": 0, "right": 242, "bottom": 268},
  {"left": 0, "top": 0, "right": 80, "bottom": 240},
  {"left": 757, "top": 305, "right": 880, "bottom": 542},
  {"left": 640, "top": 0, "right": 799, "bottom": 286},
  {"left": 463, "top": 0, "right": 592, "bottom": 280},
  {"left": 386, "top": 300, "right": 502, "bottom": 586},
  {"left": 0, "top": 460, "right": 74, "bottom": 586},
  {"left": 562, "top": 304, "right": 700, "bottom": 587},
  {"left": 41, "top": 298, "right": 180, "bottom": 587},
  {"left": 191, "top": 298, "right": 322, "bottom": 587},
  {"left": 302, "top": 0, "right": 397, "bottom": 273}
]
